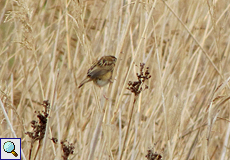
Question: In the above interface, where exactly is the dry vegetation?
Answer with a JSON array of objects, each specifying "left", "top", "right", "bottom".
[{"left": 0, "top": 0, "right": 230, "bottom": 159}]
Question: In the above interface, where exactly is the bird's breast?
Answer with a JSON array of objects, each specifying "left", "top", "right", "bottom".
[{"left": 94, "top": 71, "right": 112, "bottom": 87}]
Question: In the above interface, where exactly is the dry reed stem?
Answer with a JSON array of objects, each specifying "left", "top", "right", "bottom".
[{"left": 1, "top": 0, "right": 230, "bottom": 159}]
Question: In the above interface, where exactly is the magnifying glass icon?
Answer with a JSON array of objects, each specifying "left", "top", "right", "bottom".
[{"left": 3, "top": 141, "right": 18, "bottom": 157}]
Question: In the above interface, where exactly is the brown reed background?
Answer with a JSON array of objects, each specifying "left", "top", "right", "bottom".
[{"left": 1, "top": 0, "right": 230, "bottom": 159}]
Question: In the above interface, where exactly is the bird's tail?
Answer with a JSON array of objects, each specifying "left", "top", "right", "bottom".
[{"left": 78, "top": 78, "right": 92, "bottom": 88}]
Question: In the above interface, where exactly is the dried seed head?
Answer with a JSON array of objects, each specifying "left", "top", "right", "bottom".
[
  {"left": 145, "top": 149, "right": 162, "bottom": 160},
  {"left": 25, "top": 100, "right": 50, "bottom": 141},
  {"left": 61, "top": 140, "right": 75, "bottom": 160},
  {"left": 127, "top": 63, "right": 151, "bottom": 95}
]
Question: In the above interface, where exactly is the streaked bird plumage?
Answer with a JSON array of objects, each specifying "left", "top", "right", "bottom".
[{"left": 78, "top": 55, "right": 117, "bottom": 88}]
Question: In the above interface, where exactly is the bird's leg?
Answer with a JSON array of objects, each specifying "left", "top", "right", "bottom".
[
  {"left": 109, "top": 78, "right": 116, "bottom": 83},
  {"left": 99, "top": 86, "right": 109, "bottom": 100},
  {"left": 103, "top": 94, "right": 109, "bottom": 100}
]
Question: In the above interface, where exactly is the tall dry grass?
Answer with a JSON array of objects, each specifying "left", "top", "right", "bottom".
[{"left": 1, "top": 0, "right": 230, "bottom": 159}]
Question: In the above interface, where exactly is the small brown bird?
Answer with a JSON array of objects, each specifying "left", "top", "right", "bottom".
[{"left": 78, "top": 55, "right": 117, "bottom": 88}]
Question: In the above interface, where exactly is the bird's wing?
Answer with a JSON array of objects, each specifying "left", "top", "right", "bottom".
[{"left": 88, "top": 68, "right": 111, "bottom": 79}]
